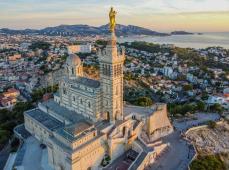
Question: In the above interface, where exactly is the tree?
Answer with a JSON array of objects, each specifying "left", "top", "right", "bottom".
[
  {"left": 190, "top": 154, "right": 225, "bottom": 170},
  {"left": 208, "top": 120, "right": 217, "bottom": 129},
  {"left": 135, "top": 97, "right": 153, "bottom": 107},
  {"left": 29, "top": 41, "right": 51, "bottom": 50},
  {"left": 0, "top": 109, "right": 12, "bottom": 122},
  {"left": 183, "top": 84, "right": 193, "bottom": 91},
  {"left": 210, "top": 103, "right": 223, "bottom": 113},
  {"left": 201, "top": 92, "right": 209, "bottom": 100},
  {"left": 0, "top": 129, "right": 10, "bottom": 144},
  {"left": 95, "top": 40, "right": 108, "bottom": 47},
  {"left": 196, "top": 101, "right": 205, "bottom": 111},
  {"left": 168, "top": 103, "right": 198, "bottom": 115}
]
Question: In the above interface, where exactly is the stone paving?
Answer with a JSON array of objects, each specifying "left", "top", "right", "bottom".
[
  {"left": 17, "top": 136, "right": 53, "bottom": 170},
  {"left": 145, "top": 113, "right": 219, "bottom": 170},
  {"left": 147, "top": 131, "right": 194, "bottom": 170},
  {"left": 173, "top": 113, "right": 220, "bottom": 131}
]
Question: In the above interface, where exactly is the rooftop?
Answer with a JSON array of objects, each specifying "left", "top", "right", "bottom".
[
  {"left": 124, "top": 105, "right": 156, "bottom": 117},
  {"left": 24, "top": 108, "right": 63, "bottom": 131},
  {"left": 56, "top": 124, "right": 96, "bottom": 142},
  {"left": 41, "top": 99, "right": 89, "bottom": 124},
  {"left": 64, "top": 121, "right": 93, "bottom": 136},
  {"left": 124, "top": 103, "right": 167, "bottom": 117},
  {"left": 65, "top": 76, "right": 100, "bottom": 89}
]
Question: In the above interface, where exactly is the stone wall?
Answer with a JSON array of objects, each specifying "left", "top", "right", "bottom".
[
  {"left": 24, "top": 114, "right": 51, "bottom": 144},
  {"left": 146, "top": 104, "right": 173, "bottom": 141}
]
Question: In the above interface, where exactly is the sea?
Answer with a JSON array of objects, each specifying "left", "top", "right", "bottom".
[{"left": 118, "top": 32, "right": 229, "bottom": 49}]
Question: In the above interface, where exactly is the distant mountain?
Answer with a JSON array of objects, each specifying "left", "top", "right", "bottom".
[
  {"left": 99, "top": 24, "right": 168, "bottom": 36},
  {"left": 0, "top": 28, "right": 38, "bottom": 35},
  {"left": 170, "top": 31, "right": 194, "bottom": 35},
  {"left": 0, "top": 24, "right": 169, "bottom": 36}
]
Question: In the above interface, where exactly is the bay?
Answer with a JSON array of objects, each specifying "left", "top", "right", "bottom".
[{"left": 118, "top": 32, "right": 229, "bottom": 49}]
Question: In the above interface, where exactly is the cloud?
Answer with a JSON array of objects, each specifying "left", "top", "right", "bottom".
[{"left": 0, "top": 0, "right": 229, "bottom": 31}]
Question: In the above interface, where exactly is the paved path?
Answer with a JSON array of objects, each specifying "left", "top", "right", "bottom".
[
  {"left": 148, "top": 131, "right": 194, "bottom": 170},
  {"left": 20, "top": 137, "right": 53, "bottom": 170},
  {"left": 3, "top": 153, "right": 17, "bottom": 170},
  {"left": 149, "top": 113, "right": 220, "bottom": 170},
  {"left": 173, "top": 113, "right": 220, "bottom": 131},
  {"left": 0, "top": 143, "right": 11, "bottom": 170},
  {"left": 22, "top": 137, "right": 43, "bottom": 170}
]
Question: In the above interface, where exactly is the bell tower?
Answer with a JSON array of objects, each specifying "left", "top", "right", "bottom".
[{"left": 98, "top": 8, "right": 125, "bottom": 122}]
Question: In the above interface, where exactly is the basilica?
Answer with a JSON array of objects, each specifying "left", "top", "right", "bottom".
[{"left": 22, "top": 8, "right": 173, "bottom": 170}]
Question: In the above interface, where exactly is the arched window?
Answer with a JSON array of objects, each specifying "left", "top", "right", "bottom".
[
  {"left": 108, "top": 65, "right": 111, "bottom": 75},
  {"left": 80, "top": 98, "right": 83, "bottom": 104},
  {"left": 88, "top": 101, "right": 91, "bottom": 108},
  {"left": 72, "top": 67, "right": 74, "bottom": 75},
  {"left": 63, "top": 88, "right": 66, "bottom": 95}
]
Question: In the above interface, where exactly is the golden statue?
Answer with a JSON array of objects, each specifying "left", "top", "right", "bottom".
[{"left": 109, "top": 7, "right": 117, "bottom": 32}]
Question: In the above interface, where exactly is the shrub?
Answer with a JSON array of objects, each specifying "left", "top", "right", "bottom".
[
  {"left": 207, "top": 120, "right": 217, "bottom": 129},
  {"left": 190, "top": 154, "right": 226, "bottom": 170},
  {"left": 135, "top": 97, "right": 153, "bottom": 107}
]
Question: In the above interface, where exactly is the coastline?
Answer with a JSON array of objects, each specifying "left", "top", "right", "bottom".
[{"left": 118, "top": 32, "right": 229, "bottom": 49}]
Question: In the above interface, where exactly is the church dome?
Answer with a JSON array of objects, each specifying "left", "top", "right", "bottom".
[{"left": 66, "top": 54, "right": 81, "bottom": 66}]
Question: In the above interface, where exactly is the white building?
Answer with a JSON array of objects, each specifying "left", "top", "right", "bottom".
[
  {"left": 67, "top": 44, "right": 92, "bottom": 54},
  {"left": 207, "top": 95, "right": 229, "bottom": 110},
  {"left": 15, "top": 9, "right": 173, "bottom": 170}
]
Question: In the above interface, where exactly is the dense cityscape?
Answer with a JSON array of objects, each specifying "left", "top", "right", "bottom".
[{"left": 0, "top": 3, "right": 229, "bottom": 170}]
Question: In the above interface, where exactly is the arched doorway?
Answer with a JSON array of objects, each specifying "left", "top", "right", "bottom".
[
  {"left": 123, "top": 126, "right": 126, "bottom": 136},
  {"left": 106, "top": 112, "right": 110, "bottom": 121}
]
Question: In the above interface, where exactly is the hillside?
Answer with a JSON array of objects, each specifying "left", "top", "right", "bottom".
[{"left": 0, "top": 24, "right": 168, "bottom": 36}]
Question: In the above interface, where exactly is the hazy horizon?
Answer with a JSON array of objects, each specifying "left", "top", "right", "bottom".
[
  {"left": 1, "top": 23, "right": 229, "bottom": 34},
  {"left": 1, "top": 0, "right": 229, "bottom": 32}
]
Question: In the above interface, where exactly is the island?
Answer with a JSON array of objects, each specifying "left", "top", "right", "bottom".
[{"left": 170, "top": 31, "right": 194, "bottom": 35}]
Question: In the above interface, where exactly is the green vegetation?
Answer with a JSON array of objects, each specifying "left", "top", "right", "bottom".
[
  {"left": 34, "top": 55, "right": 48, "bottom": 64},
  {"left": 190, "top": 154, "right": 226, "bottom": 170},
  {"left": 135, "top": 97, "right": 153, "bottom": 107},
  {"left": 31, "top": 85, "right": 58, "bottom": 102},
  {"left": 0, "top": 85, "right": 59, "bottom": 149},
  {"left": 39, "top": 65, "right": 50, "bottom": 74},
  {"left": 101, "top": 154, "right": 111, "bottom": 167},
  {"left": 183, "top": 84, "right": 193, "bottom": 91},
  {"left": 123, "top": 41, "right": 170, "bottom": 53},
  {"left": 0, "top": 102, "right": 33, "bottom": 149},
  {"left": 77, "top": 52, "right": 92, "bottom": 58},
  {"left": 201, "top": 92, "right": 209, "bottom": 100},
  {"left": 168, "top": 102, "right": 206, "bottom": 116},
  {"left": 124, "top": 72, "right": 137, "bottom": 81},
  {"left": 124, "top": 81, "right": 153, "bottom": 107},
  {"left": 210, "top": 103, "right": 224, "bottom": 114},
  {"left": 207, "top": 120, "right": 217, "bottom": 129},
  {"left": 173, "top": 48, "right": 201, "bottom": 63},
  {"left": 168, "top": 101, "right": 223, "bottom": 116},
  {"left": 29, "top": 41, "right": 51, "bottom": 50},
  {"left": 95, "top": 40, "right": 108, "bottom": 47},
  {"left": 174, "top": 47, "right": 229, "bottom": 72},
  {"left": 196, "top": 101, "right": 205, "bottom": 111},
  {"left": 73, "top": 42, "right": 81, "bottom": 45}
]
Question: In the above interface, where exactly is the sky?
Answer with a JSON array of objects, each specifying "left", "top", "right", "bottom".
[{"left": 0, "top": 0, "right": 229, "bottom": 32}]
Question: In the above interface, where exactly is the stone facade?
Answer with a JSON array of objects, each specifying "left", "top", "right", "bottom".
[
  {"left": 21, "top": 14, "right": 173, "bottom": 170},
  {"left": 98, "top": 32, "right": 125, "bottom": 122}
]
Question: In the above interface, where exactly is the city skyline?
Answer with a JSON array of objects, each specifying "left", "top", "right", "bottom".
[{"left": 0, "top": 0, "right": 229, "bottom": 32}]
